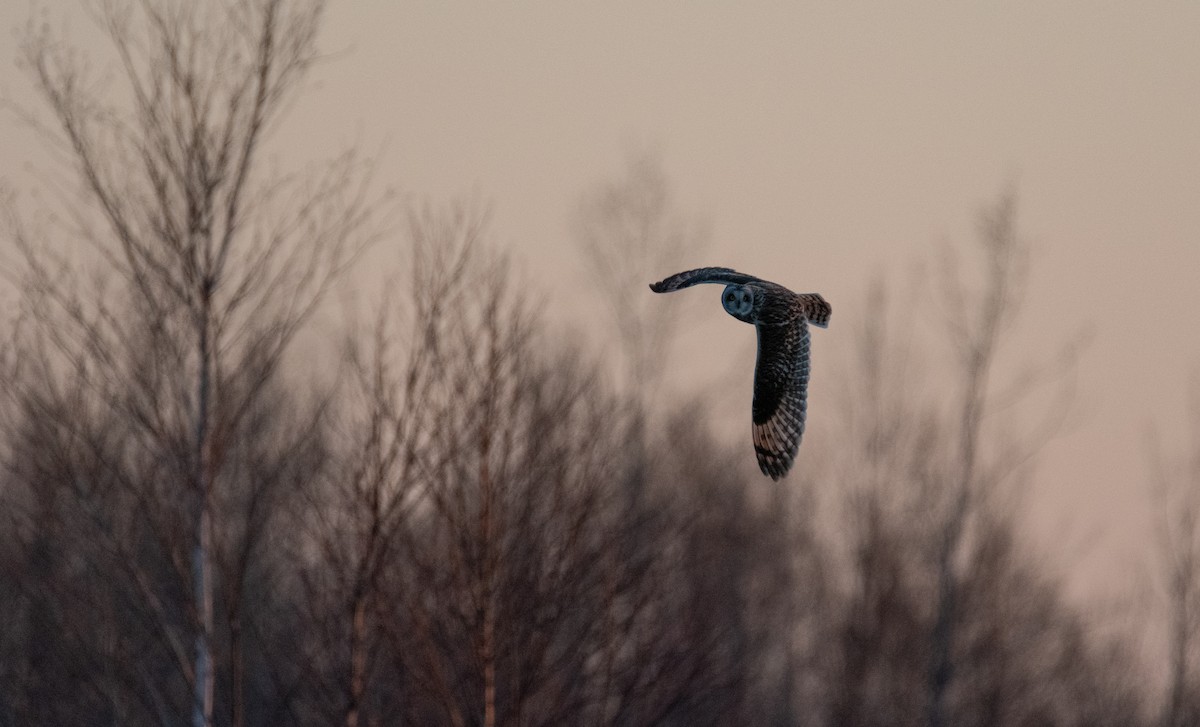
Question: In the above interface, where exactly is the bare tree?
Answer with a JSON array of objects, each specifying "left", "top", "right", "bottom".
[
  {"left": 815, "top": 191, "right": 1124, "bottom": 727},
  {"left": 3, "top": 1, "right": 382, "bottom": 725},
  {"left": 925, "top": 190, "right": 1031, "bottom": 727},
  {"left": 824, "top": 278, "right": 943, "bottom": 727},
  {"left": 373, "top": 206, "right": 627, "bottom": 726},
  {"left": 573, "top": 148, "right": 710, "bottom": 407},
  {"left": 288, "top": 202, "right": 485, "bottom": 727}
]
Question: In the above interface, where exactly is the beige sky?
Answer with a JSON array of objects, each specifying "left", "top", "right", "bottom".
[{"left": 3, "top": 1, "right": 1200, "bottom": 638}]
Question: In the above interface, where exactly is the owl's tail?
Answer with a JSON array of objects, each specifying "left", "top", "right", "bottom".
[{"left": 802, "top": 294, "right": 831, "bottom": 328}]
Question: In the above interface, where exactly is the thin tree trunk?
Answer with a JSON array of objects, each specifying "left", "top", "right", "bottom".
[
  {"left": 1162, "top": 548, "right": 1193, "bottom": 727},
  {"left": 481, "top": 464, "right": 497, "bottom": 727},
  {"left": 192, "top": 296, "right": 216, "bottom": 727},
  {"left": 484, "top": 599, "right": 496, "bottom": 727},
  {"left": 927, "top": 393, "right": 982, "bottom": 727},
  {"left": 345, "top": 591, "right": 368, "bottom": 727},
  {"left": 230, "top": 607, "right": 246, "bottom": 727},
  {"left": 927, "top": 494, "right": 966, "bottom": 727},
  {"left": 928, "top": 317, "right": 996, "bottom": 727},
  {"left": 192, "top": 492, "right": 215, "bottom": 727},
  {"left": 478, "top": 405, "right": 497, "bottom": 727}
]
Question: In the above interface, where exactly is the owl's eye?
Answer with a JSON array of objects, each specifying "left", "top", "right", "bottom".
[{"left": 726, "top": 294, "right": 735, "bottom": 302}]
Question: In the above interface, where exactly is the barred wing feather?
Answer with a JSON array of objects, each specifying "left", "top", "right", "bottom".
[{"left": 751, "top": 319, "right": 811, "bottom": 480}]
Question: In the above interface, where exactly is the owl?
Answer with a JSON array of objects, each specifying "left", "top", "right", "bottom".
[{"left": 649, "top": 267, "right": 830, "bottom": 480}]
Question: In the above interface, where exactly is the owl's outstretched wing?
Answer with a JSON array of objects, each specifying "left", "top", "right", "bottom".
[
  {"left": 751, "top": 318, "right": 811, "bottom": 480},
  {"left": 649, "top": 267, "right": 764, "bottom": 293}
]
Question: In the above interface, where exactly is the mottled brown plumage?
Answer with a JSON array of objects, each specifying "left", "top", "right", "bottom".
[{"left": 648, "top": 267, "right": 830, "bottom": 480}]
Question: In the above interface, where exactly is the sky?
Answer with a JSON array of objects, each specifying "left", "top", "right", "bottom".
[{"left": 3, "top": 0, "right": 1200, "bottom": 649}]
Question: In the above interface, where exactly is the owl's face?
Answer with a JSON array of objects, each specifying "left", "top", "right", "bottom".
[{"left": 721, "top": 284, "right": 755, "bottom": 322}]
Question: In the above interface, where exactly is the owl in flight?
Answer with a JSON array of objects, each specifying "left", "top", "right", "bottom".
[{"left": 649, "top": 267, "right": 830, "bottom": 480}]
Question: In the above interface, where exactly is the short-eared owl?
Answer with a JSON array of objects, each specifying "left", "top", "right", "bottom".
[{"left": 649, "top": 267, "right": 830, "bottom": 480}]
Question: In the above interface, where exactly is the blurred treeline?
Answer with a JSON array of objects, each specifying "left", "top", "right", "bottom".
[{"left": 0, "top": 2, "right": 1183, "bottom": 726}]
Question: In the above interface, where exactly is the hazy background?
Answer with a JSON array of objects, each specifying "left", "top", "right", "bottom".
[{"left": 4, "top": 0, "right": 1199, "bottom": 668}]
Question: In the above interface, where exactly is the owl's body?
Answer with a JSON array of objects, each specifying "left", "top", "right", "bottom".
[{"left": 649, "top": 267, "right": 830, "bottom": 480}]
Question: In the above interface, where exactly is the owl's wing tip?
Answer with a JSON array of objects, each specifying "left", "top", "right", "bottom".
[
  {"left": 805, "top": 295, "right": 832, "bottom": 328},
  {"left": 649, "top": 281, "right": 666, "bottom": 293}
]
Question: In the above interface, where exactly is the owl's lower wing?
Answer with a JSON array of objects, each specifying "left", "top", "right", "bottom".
[
  {"left": 649, "top": 267, "right": 763, "bottom": 293},
  {"left": 751, "top": 319, "right": 811, "bottom": 480}
]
